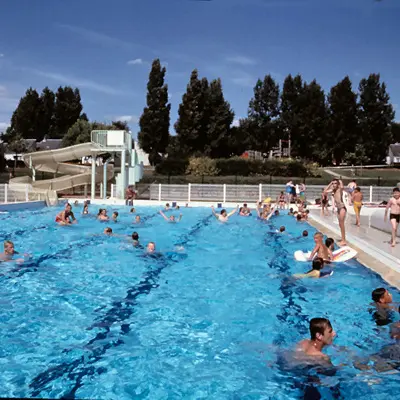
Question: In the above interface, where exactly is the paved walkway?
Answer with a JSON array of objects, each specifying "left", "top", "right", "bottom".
[{"left": 309, "top": 209, "right": 400, "bottom": 287}]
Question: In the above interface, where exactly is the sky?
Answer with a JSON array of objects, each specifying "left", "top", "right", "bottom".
[{"left": 0, "top": 0, "right": 399, "bottom": 136}]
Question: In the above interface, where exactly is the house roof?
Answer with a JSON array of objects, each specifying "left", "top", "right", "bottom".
[
  {"left": 389, "top": 143, "right": 400, "bottom": 157},
  {"left": 36, "top": 138, "right": 63, "bottom": 151}
]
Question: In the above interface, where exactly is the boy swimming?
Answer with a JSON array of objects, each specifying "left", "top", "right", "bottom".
[{"left": 309, "top": 232, "right": 333, "bottom": 262}]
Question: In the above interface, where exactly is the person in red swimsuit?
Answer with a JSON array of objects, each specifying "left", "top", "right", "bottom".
[{"left": 55, "top": 203, "right": 77, "bottom": 225}]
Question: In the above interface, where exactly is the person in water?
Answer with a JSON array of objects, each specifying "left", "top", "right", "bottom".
[
  {"left": 211, "top": 205, "right": 238, "bottom": 222},
  {"left": 0, "top": 240, "right": 24, "bottom": 263},
  {"left": 372, "top": 288, "right": 399, "bottom": 312},
  {"left": 132, "top": 232, "right": 140, "bottom": 247},
  {"left": 295, "top": 318, "right": 336, "bottom": 362},
  {"left": 104, "top": 227, "right": 113, "bottom": 235},
  {"left": 146, "top": 241, "right": 156, "bottom": 253},
  {"left": 130, "top": 207, "right": 136, "bottom": 213},
  {"left": 82, "top": 201, "right": 89, "bottom": 215},
  {"left": 164, "top": 203, "right": 170, "bottom": 211},
  {"left": 351, "top": 187, "right": 363, "bottom": 227},
  {"left": 384, "top": 187, "right": 400, "bottom": 247},
  {"left": 293, "top": 257, "right": 327, "bottom": 279},
  {"left": 325, "top": 237, "right": 335, "bottom": 251},
  {"left": 97, "top": 208, "right": 109, "bottom": 221},
  {"left": 324, "top": 179, "right": 347, "bottom": 246},
  {"left": 309, "top": 232, "right": 333, "bottom": 262},
  {"left": 302, "top": 230, "right": 308, "bottom": 237},
  {"left": 112, "top": 211, "right": 119, "bottom": 222},
  {"left": 55, "top": 203, "right": 77, "bottom": 225},
  {"left": 159, "top": 210, "right": 182, "bottom": 223},
  {"left": 134, "top": 215, "right": 141, "bottom": 224}
]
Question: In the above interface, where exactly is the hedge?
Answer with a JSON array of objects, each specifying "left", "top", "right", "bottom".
[{"left": 156, "top": 157, "right": 314, "bottom": 177}]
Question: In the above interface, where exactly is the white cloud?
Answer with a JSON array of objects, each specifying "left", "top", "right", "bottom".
[
  {"left": 114, "top": 115, "right": 139, "bottom": 124},
  {"left": 226, "top": 55, "right": 256, "bottom": 66},
  {"left": 24, "top": 68, "right": 127, "bottom": 96},
  {"left": 231, "top": 119, "right": 240, "bottom": 127},
  {"left": 0, "top": 122, "right": 10, "bottom": 132},
  {"left": 127, "top": 58, "right": 144, "bottom": 66}
]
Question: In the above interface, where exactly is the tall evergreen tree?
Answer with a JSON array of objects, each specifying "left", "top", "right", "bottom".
[
  {"left": 9, "top": 88, "right": 42, "bottom": 140},
  {"left": 204, "top": 78, "right": 234, "bottom": 158},
  {"left": 280, "top": 74, "right": 304, "bottom": 156},
  {"left": 52, "top": 86, "right": 83, "bottom": 138},
  {"left": 38, "top": 87, "right": 55, "bottom": 140},
  {"left": 247, "top": 75, "right": 280, "bottom": 153},
  {"left": 358, "top": 74, "right": 395, "bottom": 163},
  {"left": 174, "top": 70, "right": 208, "bottom": 156},
  {"left": 392, "top": 122, "right": 400, "bottom": 143},
  {"left": 138, "top": 59, "right": 171, "bottom": 165},
  {"left": 327, "top": 77, "right": 358, "bottom": 165}
]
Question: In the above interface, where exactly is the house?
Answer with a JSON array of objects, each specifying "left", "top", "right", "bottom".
[
  {"left": 36, "top": 138, "right": 63, "bottom": 151},
  {"left": 387, "top": 143, "right": 400, "bottom": 165}
]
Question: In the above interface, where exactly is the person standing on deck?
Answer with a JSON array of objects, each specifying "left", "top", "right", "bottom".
[
  {"left": 384, "top": 187, "right": 400, "bottom": 247},
  {"left": 351, "top": 187, "right": 363, "bottom": 227},
  {"left": 325, "top": 179, "right": 347, "bottom": 246}
]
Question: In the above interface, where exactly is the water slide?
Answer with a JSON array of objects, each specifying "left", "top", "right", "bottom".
[{"left": 9, "top": 142, "right": 114, "bottom": 203}]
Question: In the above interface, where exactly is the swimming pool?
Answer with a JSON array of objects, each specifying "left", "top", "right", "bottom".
[{"left": 0, "top": 204, "right": 399, "bottom": 399}]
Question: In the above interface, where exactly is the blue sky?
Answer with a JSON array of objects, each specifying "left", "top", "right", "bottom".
[{"left": 0, "top": 0, "right": 399, "bottom": 135}]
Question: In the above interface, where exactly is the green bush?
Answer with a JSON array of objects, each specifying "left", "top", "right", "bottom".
[
  {"left": 186, "top": 157, "right": 219, "bottom": 176},
  {"left": 155, "top": 156, "right": 315, "bottom": 178},
  {"left": 155, "top": 158, "right": 188, "bottom": 175}
]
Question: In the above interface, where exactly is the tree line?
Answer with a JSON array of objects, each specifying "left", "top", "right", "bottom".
[{"left": 139, "top": 59, "right": 399, "bottom": 166}]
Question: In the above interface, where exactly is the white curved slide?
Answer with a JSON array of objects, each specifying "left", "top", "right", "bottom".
[{"left": 10, "top": 142, "right": 113, "bottom": 194}]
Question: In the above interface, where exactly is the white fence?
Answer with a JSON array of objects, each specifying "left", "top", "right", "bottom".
[
  {"left": 149, "top": 184, "right": 395, "bottom": 203},
  {"left": 0, "top": 184, "right": 44, "bottom": 204}
]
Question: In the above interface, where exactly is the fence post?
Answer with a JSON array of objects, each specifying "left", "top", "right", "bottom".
[
  {"left": 259, "top": 183, "right": 262, "bottom": 202},
  {"left": 223, "top": 184, "right": 226, "bottom": 203},
  {"left": 158, "top": 183, "right": 162, "bottom": 202},
  {"left": 4, "top": 184, "right": 8, "bottom": 203},
  {"left": 25, "top": 184, "right": 29, "bottom": 202},
  {"left": 369, "top": 186, "right": 373, "bottom": 203},
  {"left": 188, "top": 183, "right": 191, "bottom": 203}
]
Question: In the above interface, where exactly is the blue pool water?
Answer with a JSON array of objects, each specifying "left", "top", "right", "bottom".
[{"left": 0, "top": 204, "right": 399, "bottom": 399}]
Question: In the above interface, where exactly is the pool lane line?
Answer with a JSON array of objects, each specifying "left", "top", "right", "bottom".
[{"left": 28, "top": 214, "right": 213, "bottom": 398}]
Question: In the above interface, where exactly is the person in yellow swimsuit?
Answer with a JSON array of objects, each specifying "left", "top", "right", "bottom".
[{"left": 351, "top": 187, "right": 363, "bottom": 227}]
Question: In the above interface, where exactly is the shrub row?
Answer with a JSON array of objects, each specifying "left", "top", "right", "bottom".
[{"left": 155, "top": 157, "right": 316, "bottom": 177}]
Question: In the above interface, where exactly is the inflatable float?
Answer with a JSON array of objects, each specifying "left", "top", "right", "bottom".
[{"left": 294, "top": 246, "right": 357, "bottom": 263}]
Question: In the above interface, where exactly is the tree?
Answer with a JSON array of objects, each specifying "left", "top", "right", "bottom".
[
  {"left": 111, "top": 120, "right": 129, "bottom": 131},
  {"left": 52, "top": 87, "right": 83, "bottom": 138},
  {"left": 280, "top": 74, "right": 304, "bottom": 157},
  {"left": 8, "top": 88, "right": 42, "bottom": 141},
  {"left": 246, "top": 75, "right": 280, "bottom": 154},
  {"left": 204, "top": 78, "right": 235, "bottom": 158},
  {"left": 174, "top": 69, "right": 208, "bottom": 156},
  {"left": 138, "top": 59, "right": 171, "bottom": 165},
  {"left": 38, "top": 87, "right": 55, "bottom": 140},
  {"left": 327, "top": 77, "right": 359, "bottom": 165},
  {"left": 391, "top": 121, "right": 400, "bottom": 143},
  {"left": 358, "top": 74, "right": 395, "bottom": 163},
  {"left": 79, "top": 113, "right": 89, "bottom": 121},
  {"left": 62, "top": 119, "right": 93, "bottom": 147},
  {"left": 7, "top": 134, "right": 28, "bottom": 172}
]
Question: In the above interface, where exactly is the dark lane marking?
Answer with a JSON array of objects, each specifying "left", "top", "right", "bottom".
[{"left": 29, "top": 214, "right": 213, "bottom": 398}]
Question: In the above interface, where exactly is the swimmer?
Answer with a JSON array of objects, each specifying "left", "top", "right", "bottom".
[
  {"left": 288, "top": 207, "right": 294, "bottom": 216},
  {"left": 146, "top": 241, "right": 156, "bottom": 253},
  {"left": 279, "top": 226, "right": 285, "bottom": 233},
  {"left": 372, "top": 288, "right": 399, "bottom": 312},
  {"left": 211, "top": 205, "right": 238, "bottom": 222},
  {"left": 277, "top": 191, "right": 286, "bottom": 210},
  {"left": 0, "top": 240, "right": 24, "bottom": 263},
  {"left": 159, "top": 210, "right": 182, "bottom": 223},
  {"left": 130, "top": 207, "right": 136, "bottom": 213},
  {"left": 303, "top": 210, "right": 310, "bottom": 221},
  {"left": 132, "top": 232, "right": 140, "bottom": 247},
  {"left": 164, "top": 203, "right": 170, "bottom": 211},
  {"left": 74, "top": 200, "right": 79, "bottom": 206},
  {"left": 104, "top": 227, "right": 113, "bottom": 235},
  {"left": 384, "top": 187, "right": 400, "bottom": 247},
  {"left": 134, "top": 215, "right": 141, "bottom": 224},
  {"left": 295, "top": 318, "right": 336, "bottom": 362},
  {"left": 351, "top": 187, "right": 363, "bottom": 227},
  {"left": 325, "top": 237, "right": 335, "bottom": 251},
  {"left": 309, "top": 232, "right": 333, "bottom": 262},
  {"left": 82, "top": 202, "right": 89, "bottom": 215},
  {"left": 293, "top": 257, "right": 325, "bottom": 279},
  {"left": 239, "top": 203, "right": 251, "bottom": 216},
  {"left": 302, "top": 230, "right": 309, "bottom": 237},
  {"left": 176, "top": 205, "right": 180, "bottom": 210},
  {"left": 296, "top": 214, "right": 303, "bottom": 222},
  {"left": 97, "top": 208, "right": 109, "bottom": 221},
  {"left": 55, "top": 203, "right": 77, "bottom": 225},
  {"left": 112, "top": 211, "right": 118, "bottom": 222}
]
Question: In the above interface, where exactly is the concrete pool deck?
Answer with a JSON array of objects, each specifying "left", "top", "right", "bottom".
[{"left": 309, "top": 209, "right": 400, "bottom": 288}]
